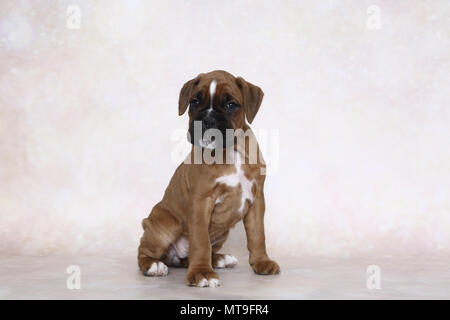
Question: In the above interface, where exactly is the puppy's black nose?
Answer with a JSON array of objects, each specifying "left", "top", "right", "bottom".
[{"left": 202, "top": 117, "right": 217, "bottom": 129}]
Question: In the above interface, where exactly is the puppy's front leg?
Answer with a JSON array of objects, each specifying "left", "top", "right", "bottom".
[
  {"left": 186, "top": 197, "right": 220, "bottom": 287},
  {"left": 244, "top": 192, "right": 280, "bottom": 275}
]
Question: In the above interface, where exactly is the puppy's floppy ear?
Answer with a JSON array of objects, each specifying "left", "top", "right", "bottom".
[
  {"left": 178, "top": 75, "right": 200, "bottom": 116},
  {"left": 235, "top": 76, "right": 264, "bottom": 124}
]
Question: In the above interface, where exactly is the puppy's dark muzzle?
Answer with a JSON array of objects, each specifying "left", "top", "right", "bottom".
[
  {"left": 188, "top": 111, "right": 234, "bottom": 148},
  {"left": 201, "top": 116, "right": 217, "bottom": 131}
]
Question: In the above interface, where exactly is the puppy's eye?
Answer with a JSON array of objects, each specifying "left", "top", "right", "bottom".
[
  {"left": 190, "top": 98, "right": 200, "bottom": 107},
  {"left": 225, "top": 102, "right": 238, "bottom": 111}
]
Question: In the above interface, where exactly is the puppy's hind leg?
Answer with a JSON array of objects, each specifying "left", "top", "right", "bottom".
[
  {"left": 138, "top": 204, "right": 182, "bottom": 277},
  {"left": 211, "top": 233, "right": 238, "bottom": 269},
  {"left": 212, "top": 253, "right": 238, "bottom": 269}
]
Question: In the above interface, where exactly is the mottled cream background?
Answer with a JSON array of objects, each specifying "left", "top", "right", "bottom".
[{"left": 1, "top": 0, "right": 449, "bottom": 259}]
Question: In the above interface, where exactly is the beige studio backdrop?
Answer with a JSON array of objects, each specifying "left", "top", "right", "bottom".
[{"left": 1, "top": 0, "right": 449, "bottom": 262}]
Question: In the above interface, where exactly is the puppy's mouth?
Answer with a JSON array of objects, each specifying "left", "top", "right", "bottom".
[
  {"left": 187, "top": 119, "right": 234, "bottom": 149},
  {"left": 198, "top": 136, "right": 217, "bottom": 149}
]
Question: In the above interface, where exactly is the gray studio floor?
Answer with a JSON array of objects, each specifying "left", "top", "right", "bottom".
[{"left": 0, "top": 254, "right": 449, "bottom": 299}]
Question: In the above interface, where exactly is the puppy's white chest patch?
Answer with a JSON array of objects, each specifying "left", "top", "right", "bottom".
[{"left": 215, "top": 153, "right": 255, "bottom": 213}]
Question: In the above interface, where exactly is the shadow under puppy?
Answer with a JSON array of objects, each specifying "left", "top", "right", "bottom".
[{"left": 138, "top": 70, "right": 280, "bottom": 287}]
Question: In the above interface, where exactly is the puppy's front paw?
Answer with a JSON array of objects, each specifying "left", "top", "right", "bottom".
[
  {"left": 251, "top": 259, "right": 280, "bottom": 275},
  {"left": 186, "top": 267, "right": 220, "bottom": 287}
]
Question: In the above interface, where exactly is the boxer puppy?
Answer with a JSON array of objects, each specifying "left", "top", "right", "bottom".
[{"left": 138, "top": 70, "right": 280, "bottom": 287}]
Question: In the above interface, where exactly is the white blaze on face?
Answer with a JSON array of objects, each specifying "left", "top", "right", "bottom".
[
  {"left": 200, "top": 79, "right": 218, "bottom": 148},
  {"left": 208, "top": 80, "right": 217, "bottom": 112}
]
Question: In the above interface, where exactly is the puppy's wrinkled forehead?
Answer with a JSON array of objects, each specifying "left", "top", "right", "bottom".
[{"left": 191, "top": 72, "right": 242, "bottom": 104}]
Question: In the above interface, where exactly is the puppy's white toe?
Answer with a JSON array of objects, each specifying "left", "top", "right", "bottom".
[
  {"left": 208, "top": 278, "right": 220, "bottom": 288},
  {"left": 224, "top": 254, "right": 238, "bottom": 267},
  {"left": 197, "top": 278, "right": 209, "bottom": 287},
  {"left": 145, "top": 261, "right": 168, "bottom": 277},
  {"left": 156, "top": 261, "right": 168, "bottom": 276},
  {"left": 216, "top": 259, "right": 226, "bottom": 268},
  {"left": 144, "top": 262, "right": 158, "bottom": 276},
  {"left": 215, "top": 254, "right": 238, "bottom": 268}
]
